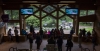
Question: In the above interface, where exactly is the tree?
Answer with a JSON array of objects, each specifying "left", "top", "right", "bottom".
[{"left": 26, "top": 16, "right": 39, "bottom": 28}]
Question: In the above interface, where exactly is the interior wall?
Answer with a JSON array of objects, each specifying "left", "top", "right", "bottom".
[
  {"left": 0, "top": 6, "right": 6, "bottom": 35},
  {"left": 95, "top": 7, "right": 100, "bottom": 44}
]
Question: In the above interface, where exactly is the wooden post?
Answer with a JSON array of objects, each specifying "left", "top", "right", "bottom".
[
  {"left": 75, "top": 5, "right": 79, "bottom": 36},
  {"left": 19, "top": 5, "right": 23, "bottom": 35},
  {"left": 56, "top": 5, "right": 59, "bottom": 30},
  {"left": 40, "top": 5, "right": 42, "bottom": 29}
]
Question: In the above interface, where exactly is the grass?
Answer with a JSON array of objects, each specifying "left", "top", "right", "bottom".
[
  {"left": 85, "top": 27, "right": 93, "bottom": 33},
  {"left": 79, "top": 26, "right": 93, "bottom": 34}
]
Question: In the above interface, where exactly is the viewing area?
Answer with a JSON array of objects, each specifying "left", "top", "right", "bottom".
[{"left": 0, "top": 0, "right": 100, "bottom": 51}]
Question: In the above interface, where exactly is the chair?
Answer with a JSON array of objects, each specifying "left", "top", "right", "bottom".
[{"left": 46, "top": 44, "right": 57, "bottom": 51}]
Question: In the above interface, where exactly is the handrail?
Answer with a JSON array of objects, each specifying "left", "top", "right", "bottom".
[{"left": 9, "top": 47, "right": 18, "bottom": 51}]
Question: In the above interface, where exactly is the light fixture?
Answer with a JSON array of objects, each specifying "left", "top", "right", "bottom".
[
  {"left": 22, "top": 1, "right": 38, "bottom": 3},
  {"left": 60, "top": 1, "right": 76, "bottom": 3}
]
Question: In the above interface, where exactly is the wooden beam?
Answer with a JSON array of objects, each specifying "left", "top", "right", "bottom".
[{"left": 79, "top": 14, "right": 96, "bottom": 22}]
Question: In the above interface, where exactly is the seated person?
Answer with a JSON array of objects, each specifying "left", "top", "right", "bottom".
[
  {"left": 21, "top": 29, "right": 27, "bottom": 35},
  {"left": 85, "top": 31, "right": 91, "bottom": 42},
  {"left": 47, "top": 35, "right": 56, "bottom": 44},
  {"left": 87, "top": 31, "right": 91, "bottom": 37}
]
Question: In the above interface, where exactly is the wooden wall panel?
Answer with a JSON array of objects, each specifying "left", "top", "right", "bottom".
[
  {"left": 79, "top": 15, "right": 96, "bottom": 22},
  {"left": 79, "top": 5, "right": 97, "bottom": 10},
  {"left": 2, "top": 5, "right": 20, "bottom": 10},
  {"left": 2, "top": 0, "right": 22, "bottom": 2}
]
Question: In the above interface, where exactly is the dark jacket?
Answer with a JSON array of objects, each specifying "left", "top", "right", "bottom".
[
  {"left": 36, "top": 35, "right": 42, "bottom": 44},
  {"left": 28, "top": 34, "right": 34, "bottom": 43},
  {"left": 39, "top": 29, "right": 43, "bottom": 35},
  {"left": 57, "top": 38, "right": 63, "bottom": 46},
  {"left": 66, "top": 39, "right": 73, "bottom": 47},
  {"left": 48, "top": 38, "right": 56, "bottom": 44}
]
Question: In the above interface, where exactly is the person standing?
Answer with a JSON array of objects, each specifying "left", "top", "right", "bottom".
[
  {"left": 8, "top": 29, "right": 13, "bottom": 42},
  {"left": 39, "top": 28, "right": 43, "bottom": 39},
  {"left": 30, "top": 25, "right": 35, "bottom": 38},
  {"left": 69, "top": 27, "right": 74, "bottom": 40},
  {"left": 35, "top": 33, "right": 42, "bottom": 50},
  {"left": 92, "top": 30, "right": 98, "bottom": 51},
  {"left": 78, "top": 29, "right": 82, "bottom": 48},
  {"left": 66, "top": 38, "right": 73, "bottom": 51},
  {"left": 47, "top": 35, "right": 56, "bottom": 44},
  {"left": 57, "top": 36, "right": 63, "bottom": 51},
  {"left": 30, "top": 25, "right": 34, "bottom": 33},
  {"left": 60, "top": 27, "right": 64, "bottom": 38},
  {"left": 14, "top": 27, "right": 19, "bottom": 42},
  {"left": 82, "top": 28, "right": 86, "bottom": 37},
  {"left": 28, "top": 32, "right": 34, "bottom": 51}
]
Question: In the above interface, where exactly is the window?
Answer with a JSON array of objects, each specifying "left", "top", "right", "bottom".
[
  {"left": 6, "top": 23, "right": 20, "bottom": 36},
  {"left": 80, "top": 10, "right": 87, "bottom": 17},
  {"left": 4, "top": 10, "right": 19, "bottom": 20},
  {"left": 88, "top": 10, "right": 95, "bottom": 15}
]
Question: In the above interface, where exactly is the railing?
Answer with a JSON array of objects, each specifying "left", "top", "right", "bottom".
[{"left": 9, "top": 47, "right": 18, "bottom": 51}]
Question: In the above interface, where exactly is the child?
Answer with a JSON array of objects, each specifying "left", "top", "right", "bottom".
[{"left": 66, "top": 38, "right": 73, "bottom": 51}]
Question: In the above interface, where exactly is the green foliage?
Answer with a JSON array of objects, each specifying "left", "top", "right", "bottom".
[
  {"left": 12, "top": 10, "right": 19, "bottom": 20},
  {"left": 88, "top": 10, "right": 95, "bottom": 15},
  {"left": 42, "top": 17, "right": 56, "bottom": 27},
  {"left": 4, "top": 10, "right": 19, "bottom": 20},
  {"left": 80, "top": 10, "right": 87, "bottom": 16},
  {"left": 85, "top": 28, "right": 92, "bottom": 33},
  {"left": 26, "top": 16, "right": 39, "bottom": 27},
  {"left": 79, "top": 22, "right": 93, "bottom": 26},
  {"left": 59, "top": 16, "right": 73, "bottom": 24},
  {"left": 80, "top": 10, "right": 95, "bottom": 17}
]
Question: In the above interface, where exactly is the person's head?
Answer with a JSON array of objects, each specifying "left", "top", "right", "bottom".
[
  {"left": 83, "top": 28, "right": 85, "bottom": 30},
  {"left": 37, "top": 32, "right": 40, "bottom": 35},
  {"left": 15, "top": 27, "right": 17, "bottom": 29},
  {"left": 30, "top": 25, "right": 33, "bottom": 27},
  {"left": 80, "top": 29, "right": 82, "bottom": 31},
  {"left": 22, "top": 29, "right": 24, "bottom": 30},
  {"left": 9, "top": 29, "right": 11, "bottom": 31}
]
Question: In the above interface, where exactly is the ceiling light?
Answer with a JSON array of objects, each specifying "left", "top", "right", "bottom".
[
  {"left": 60, "top": 1, "right": 76, "bottom": 3},
  {"left": 22, "top": 1, "right": 38, "bottom": 3}
]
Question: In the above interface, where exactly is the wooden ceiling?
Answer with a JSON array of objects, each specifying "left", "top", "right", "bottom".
[
  {"left": 0, "top": 0, "right": 99, "bottom": 5},
  {"left": 0, "top": 0, "right": 99, "bottom": 10}
]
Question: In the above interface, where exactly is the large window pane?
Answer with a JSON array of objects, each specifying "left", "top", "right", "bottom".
[
  {"left": 79, "top": 22, "right": 93, "bottom": 34},
  {"left": 4, "top": 10, "right": 12, "bottom": 20},
  {"left": 80, "top": 10, "right": 87, "bottom": 17},
  {"left": 12, "top": 10, "right": 19, "bottom": 20},
  {"left": 42, "top": 16, "right": 56, "bottom": 34},
  {"left": 4, "top": 10, "right": 19, "bottom": 20},
  {"left": 25, "top": 16, "right": 40, "bottom": 33},
  {"left": 6, "top": 23, "right": 20, "bottom": 36},
  {"left": 59, "top": 16, "right": 73, "bottom": 34},
  {"left": 88, "top": 10, "right": 95, "bottom": 15}
]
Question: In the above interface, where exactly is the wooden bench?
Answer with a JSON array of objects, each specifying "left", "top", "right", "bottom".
[{"left": 3, "top": 35, "right": 27, "bottom": 42}]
